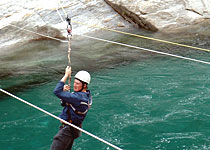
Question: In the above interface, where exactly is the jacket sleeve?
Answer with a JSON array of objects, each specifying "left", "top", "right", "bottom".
[{"left": 53, "top": 81, "right": 81, "bottom": 106}]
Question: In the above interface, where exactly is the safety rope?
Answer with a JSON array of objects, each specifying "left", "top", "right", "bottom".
[
  {"left": 57, "top": 1, "right": 72, "bottom": 86},
  {"left": 66, "top": 16, "right": 72, "bottom": 86},
  {"left": 0, "top": 88, "right": 123, "bottom": 150}
]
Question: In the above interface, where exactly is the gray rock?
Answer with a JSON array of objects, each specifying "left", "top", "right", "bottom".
[
  {"left": 1, "top": 0, "right": 210, "bottom": 48},
  {"left": 0, "top": 0, "right": 131, "bottom": 48},
  {"left": 105, "top": 0, "right": 210, "bottom": 31}
]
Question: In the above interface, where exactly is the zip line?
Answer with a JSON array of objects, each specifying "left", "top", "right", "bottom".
[{"left": 0, "top": 88, "right": 123, "bottom": 150}]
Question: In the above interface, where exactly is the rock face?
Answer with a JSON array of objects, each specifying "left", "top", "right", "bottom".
[
  {"left": 0, "top": 0, "right": 210, "bottom": 48},
  {"left": 105, "top": 0, "right": 210, "bottom": 31},
  {"left": 0, "top": 0, "right": 131, "bottom": 48}
]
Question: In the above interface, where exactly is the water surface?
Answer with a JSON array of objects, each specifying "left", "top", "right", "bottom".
[{"left": 0, "top": 28, "right": 210, "bottom": 150}]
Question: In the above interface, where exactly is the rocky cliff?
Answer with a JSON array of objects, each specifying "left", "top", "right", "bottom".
[
  {"left": 0, "top": 0, "right": 210, "bottom": 48},
  {"left": 105, "top": 0, "right": 210, "bottom": 31},
  {"left": 0, "top": 0, "right": 131, "bottom": 48}
]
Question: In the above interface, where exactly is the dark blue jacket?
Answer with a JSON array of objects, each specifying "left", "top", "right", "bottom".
[{"left": 53, "top": 81, "right": 92, "bottom": 125}]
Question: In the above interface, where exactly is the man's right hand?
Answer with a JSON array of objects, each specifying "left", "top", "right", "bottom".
[
  {"left": 61, "top": 66, "right": 72, "bottom": 83},
  {"left": 65, "top": 66, "right": 72, "bottom": 77}
]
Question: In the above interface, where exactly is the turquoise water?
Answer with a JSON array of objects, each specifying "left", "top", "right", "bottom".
[
  {"left": 0, "top": 29, "right": 210, "bottom": 150},
  {"left": 1, "top": 57, "right": 210, "bottom": 150}
]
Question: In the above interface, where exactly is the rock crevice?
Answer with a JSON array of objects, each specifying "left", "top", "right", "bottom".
[
  {"left": 104, "top": 0, "right": 158, "bottom": 31},
  {"left": 1, "top": 0, "right": 210, "bottom": 48}
]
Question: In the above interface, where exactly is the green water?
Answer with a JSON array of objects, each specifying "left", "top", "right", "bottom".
[{"left": 0, "top": 29, "right": 210, "bottom": 150}]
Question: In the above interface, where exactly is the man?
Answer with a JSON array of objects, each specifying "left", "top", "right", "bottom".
[{"left": 51, "top": 66, "right": 92, "bottom": 150}]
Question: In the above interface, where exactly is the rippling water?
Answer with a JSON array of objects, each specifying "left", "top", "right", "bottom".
[{"left": 0, "top": 28, "right": 210, "bottom": 150}]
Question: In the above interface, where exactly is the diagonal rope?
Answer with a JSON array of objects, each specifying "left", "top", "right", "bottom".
[
  {"left": 71, "top": 20, "right": 210, "bottom": 53},
  {"left": 2, "top": 3, "right": 209, "bottom": 150},
  {"left": 8, "top": 24, "right": 67, "bottom": 43},
  {"left": 81, "top": 34, "right": 210, "bottom": 65},
  {"left": 56, "top": 0, "right": 210, "bottom": 53},
  {"left": 7, "top": 23, "right": 210, "bottom": 65},
  {"left": 56, "top": 3, "right": 210, "bottom": 66},
  {"left": 58, "top": 0, "right": 68, "bottom": 17},
  {"left": 0, "top": 88, "right": 123, "bottom": 150}
]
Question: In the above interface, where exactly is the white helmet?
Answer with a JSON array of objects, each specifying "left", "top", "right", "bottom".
[{"left": 75, "top": 70, "right": 91, "bottom": 84}]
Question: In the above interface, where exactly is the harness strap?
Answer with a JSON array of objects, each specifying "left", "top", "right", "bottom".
[
  {"left": 67, "top": 105, "right": 72, "bottom": 121},
  {"left": 69, "top": 103, "right": 88, "bottom": 115},
  {"left": 66, "top": 92, "right": 92, "bottom": 116},
  {"left": 80, "top": 102, "right": 89, "bottom": 105}
]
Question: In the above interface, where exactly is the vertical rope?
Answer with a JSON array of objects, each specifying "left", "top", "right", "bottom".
[
  {"left": 67, "top": 35, "right": 72, "bottom": 86},
  {"left": 57, "top": 0, "right": 72, "bottom": 86},
  {"left": 66, "top": 16, "right": 72, "bottom": 87}
]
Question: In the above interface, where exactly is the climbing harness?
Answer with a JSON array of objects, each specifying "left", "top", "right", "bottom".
[
  {"left": 67, "top": 98, "right": 92, "bottom": 115},
  {"left": 73, "top": 93, "right": 92, "bottom": 115}
]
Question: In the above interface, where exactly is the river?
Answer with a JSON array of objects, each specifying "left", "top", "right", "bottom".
[{"left": 0, "top": 27, "right": 210, "bottom": 150}]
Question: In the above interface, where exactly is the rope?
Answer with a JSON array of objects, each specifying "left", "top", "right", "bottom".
[
  {"left": 81, "top": 34, "right": 210, "bottom": 65},
  {"left": 56, "top": 7, "right": 64, "bottom": 22},
  {"left": 55, "top": 5, "right": 210, "bottom": 65},
  {"left": 2, "top": 3, "right": 209, "bottom": 150},
  {"left": 8, "top": 24, "right": 67, "bottom": 43},
  {"left": 57, "top": 0, "right": 72, "bottom": 85},
  {"left": 58, "top": 0, "right": 68, "bottom": 17},
  {"left": 6, "top": 1, "right": 210, "bottom": 53},
  {"left": 71, "top": 20, "right": 210, "bottom": 53},
  {"left": 56, "top": 0, "right": 210, "bottom": 53},
  {"left": 7, "top": 23, "right": 210, "bottom": 65},
  {"left": 67, "top": 35, "right": 72, "bottom": 85},
  {"left": 0, "top": 88, "right": 123, "bottom": 150}
]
